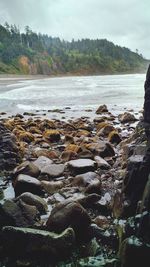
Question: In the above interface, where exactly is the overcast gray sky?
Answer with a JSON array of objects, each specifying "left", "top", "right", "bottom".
[{"left": 0, "top": 0, "right": 149, "bottom": 58}]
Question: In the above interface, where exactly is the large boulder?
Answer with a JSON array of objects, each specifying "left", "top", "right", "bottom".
[
  {"left": 2, "top": 226, "right": 75, "bottom": 261},
  {"left": 46, "top": 201, "right": 91, "bottom": 236},
  {"left": 0, "top": 199, "right": 39, "bottom": 229}
]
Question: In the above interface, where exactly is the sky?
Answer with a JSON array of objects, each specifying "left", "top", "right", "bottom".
[{"left": 0, "top": 0, "right": 150, "bottom": 58}]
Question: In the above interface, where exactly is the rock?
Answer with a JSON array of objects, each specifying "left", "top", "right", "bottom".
[
  {"left": 119, "top": 236, "right": 150, "bottom": 267},
  {"left": 0, "top": 199, "right": 39, "bottom": 229},
  {"left": 33, "top": 156, "right": 53, "bottom": 171},
  {"left": 68, "top": 159, "right": 96, "bottom": 175},
  {"left": 2, "top": 226, "right": 75, "bottom": 260},
  {"left": 13, "top": 174, "right": 43, "bottom": 197},
  {"left": 94, "top": 156, "right": 110, "bottom": 169},
  {"left": 41, "top": 180, "right": 64, "bottom": 194},
  {"left": 13, "top": 161, "right": 40, "bottom": 178},
  {"left": 118, "top": 112, "right": 137, "bottom": 123},
  {"left": 61, "top": 150, "right": 77, "bottom": 162},
  {"left": 108, "top": 130, "right": 122, "bottom": 144},
  {"left": 96, "top": 104, "right": 108, "bottom": 114},
  {"left": 18, "top": 131, "right": 34, "bottom": 143},
  {"left": 44, "top": 130, "right": 60, "bottom": 142},
  {"left": 86, "top": 141, "right": 115, "bottom": 158},
  {"left": 0, "top": 123, "right": 22, "bottom": 170},
  {"left": 16, "top": 192, "right": 48, "bottom": 214},
  {"left": 97, "top": 124, "right": 115, "bottom": 137},
  {"left": 41, "top": 164, "right": 65, "bottom": 179},
  {"left": 85, "top": 181, "right": 101, "bottom": 195},
  {"left": 93, "top": 215, "right": 110, "bottom": 229},
  {"left": 73, "top": 171, "right": 99, "bottom": 187},
  {"left": 39, "top": 120, "right": 56, "bottom": 131},
  {"left": 65, "top": 144, "right": 82, "bottom": 153},
  {"left": 78, "top": 194, "right": 100, "bottom": 208},
  {"left": 46, "top": 201, "right": 91, "bottom": 236}
]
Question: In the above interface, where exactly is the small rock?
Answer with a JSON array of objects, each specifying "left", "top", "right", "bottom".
[
  {"left": 44, "top": 130, "right": 60, "bottom": 142},
  {"left": 96, "top": 104, "right": 108, "bottom": 114},
  {"left": 118, "top": 112, "right": 137, "bottom": 123},
  {"left": 13, "top": 174, "right": 43, "bottom": 197},
  {"left": 15, "top": 192, "right": 48, "bottom": 214},
  {"left": 68, "top": 159, "right": 97, "bottom": 175},
  {"left": 41, "top": 180, "right": 64, "bottom": 194},
  {"left": 13, "top": 161, "right": 40, "bottom": 178},
  {"left": 33, "top": 156, "right": 53, "bottom": 171},
  {"left": 41, "top": 164, "right": 65, "bottom": 179}
]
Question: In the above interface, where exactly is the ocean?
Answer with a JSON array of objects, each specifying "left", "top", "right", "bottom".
[{"left": 0, "top": 74, "right": 145, "bottom": 119}]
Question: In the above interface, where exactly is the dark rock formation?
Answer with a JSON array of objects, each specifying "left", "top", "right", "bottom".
[{"left": 0, "top": 123, "right": 22, "bottom": 171}]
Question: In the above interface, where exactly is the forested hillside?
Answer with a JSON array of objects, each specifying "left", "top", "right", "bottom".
[{"left": 0, "top": 23, "right": 148, "bottom": 75}]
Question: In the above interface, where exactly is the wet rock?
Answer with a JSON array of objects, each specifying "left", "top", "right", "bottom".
[
  {"left": 85, "top": 181, "right": 101, "bottom": 195},
  {"left": 0, "top": 123, "right": 22, "bottom": 170},
  {"left": 61, "top": 150, "right": 77, "bottom": 162},
  {"left": 73, "top": 171, "right": 100, "bottom": 187},
  {"left": 46, "top": 201, "right": 91, "bottom": 236},
  {"left": 18, "top": 131, "right": 35, "bottom": 143},
  {"left": 97, "top": 124, "right": 115, "bottom": 137},
  {"left": 41, "top": 180, "right": 64, "bottom": 194},
  {"left": 13, "top": 161, "right": 40, "bottom": 178},
  {"left": 94, "top": 156, "right": 110, "bottom": 169},
  {"left": 16, "top": 192, "right": 48, "bottom": 214},
  {"left": 41, "top": 164, "right": 65, "bottom": 179},
  {"left": 118, "top": 112, "right": 137, "bottom": 123},
  {"left": 68, "top": 159, "right": 96, "bottom": 175},
  {"left": 93, "top": 215, "right": 110, "bottom": 229},
  {"left": 86, "top": 142, "right": 115, "bottom": 158},
  {"left": 33, "top": 156, "right": 53, "bottom": 171},
  {"left": 44, "top": 130, "right": 60, "bottom": 142},
  {"left": 96, "top": 104, "right": 108, "bottom": 114},
  {"left": 13, "top": 174, "right": 43, "bottom": 197},
  {"left": 108, "top": 130, "right": 122, "bottom": 144},
  {"left": 65, "top": 144, "right": 82, "bottom": 153},
  {"left": 120, "top": 236, "right": 150, "bottom": 267},
  {"left": 2, "top": 226, "right": 75, "bottom": 260},
  {"left": 78, "top": 194, "right": 100, "bottom": 208},
  {"left": 0, "top": 199, "right": 39, "bottom": 229}
]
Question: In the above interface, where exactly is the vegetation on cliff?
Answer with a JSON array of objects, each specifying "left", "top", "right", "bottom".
[{"left": 0, "top": 23, "right": 148, "bottom": 75}]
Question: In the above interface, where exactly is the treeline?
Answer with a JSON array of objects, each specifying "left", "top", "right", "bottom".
[{"left": 0, "top": 23, "right": 148, "bottom": 74}]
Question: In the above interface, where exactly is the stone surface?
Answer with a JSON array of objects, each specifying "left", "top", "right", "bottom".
[
  {"left": 2, "top": 226, "right": 75, "bottom": 260},
  {"left": 13, "top": 174, "right": 43, "bottom": 197},
  {"left": 96, "top": 104, "right": 108, "bottom": 114},
  {"left": 46, "top": 201, "right": 91, "bottom": 235},
  {"left": 68, "top": 159, "right": 96, "bottom": 175},
  {"left": 33, "top": 156, "right": 53, "bottom": 171},
  {"left": 118, "top": 112, "right": 137, "bottom": 123},
  {"left": 94, "top": 156, "right": 110, "bottom": 169},
  {"left": 44, "top": 129, "right": 60, "bottom": 142},
  {"left": 16, "top": 192, "right": 48, "bottom": 214},
  {"left": 41, "top": 180, "right": 64, "bottom": 194},
  {"left": 13, "top": 161, "right": 40, "bottom": 178},
  {"left": 0, "top": 199, "right": 39, "bottom": 229},
  {"left": 0, "top": 123, "right": 22, "bottom": 170},
  {"left": 41, "top": 164, "right": 65, "bottom": 178}
]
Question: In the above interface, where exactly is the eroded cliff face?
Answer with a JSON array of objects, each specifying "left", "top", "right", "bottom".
[{"left": 18, "top": 55, "right": 61, "bottom": 75}]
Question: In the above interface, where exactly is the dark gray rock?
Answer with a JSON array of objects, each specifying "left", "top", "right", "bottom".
[
  {"left": 68, "top": 159, "right": 97, "bottom": 175},
  {"left": 2, "top": 226, "right": 75, "bottom": 260},
  {"left": 0, "top": 123, "right": 22, "bottom": 171}
]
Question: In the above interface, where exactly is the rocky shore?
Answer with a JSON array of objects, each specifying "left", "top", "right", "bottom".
[{"left": 0, "top": 105, "right": 150, "bottom": 267}]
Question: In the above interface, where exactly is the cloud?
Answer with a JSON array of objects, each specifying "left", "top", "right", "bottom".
[{"left": 0, "top": 0, "right": 149, "bottom": 58}]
